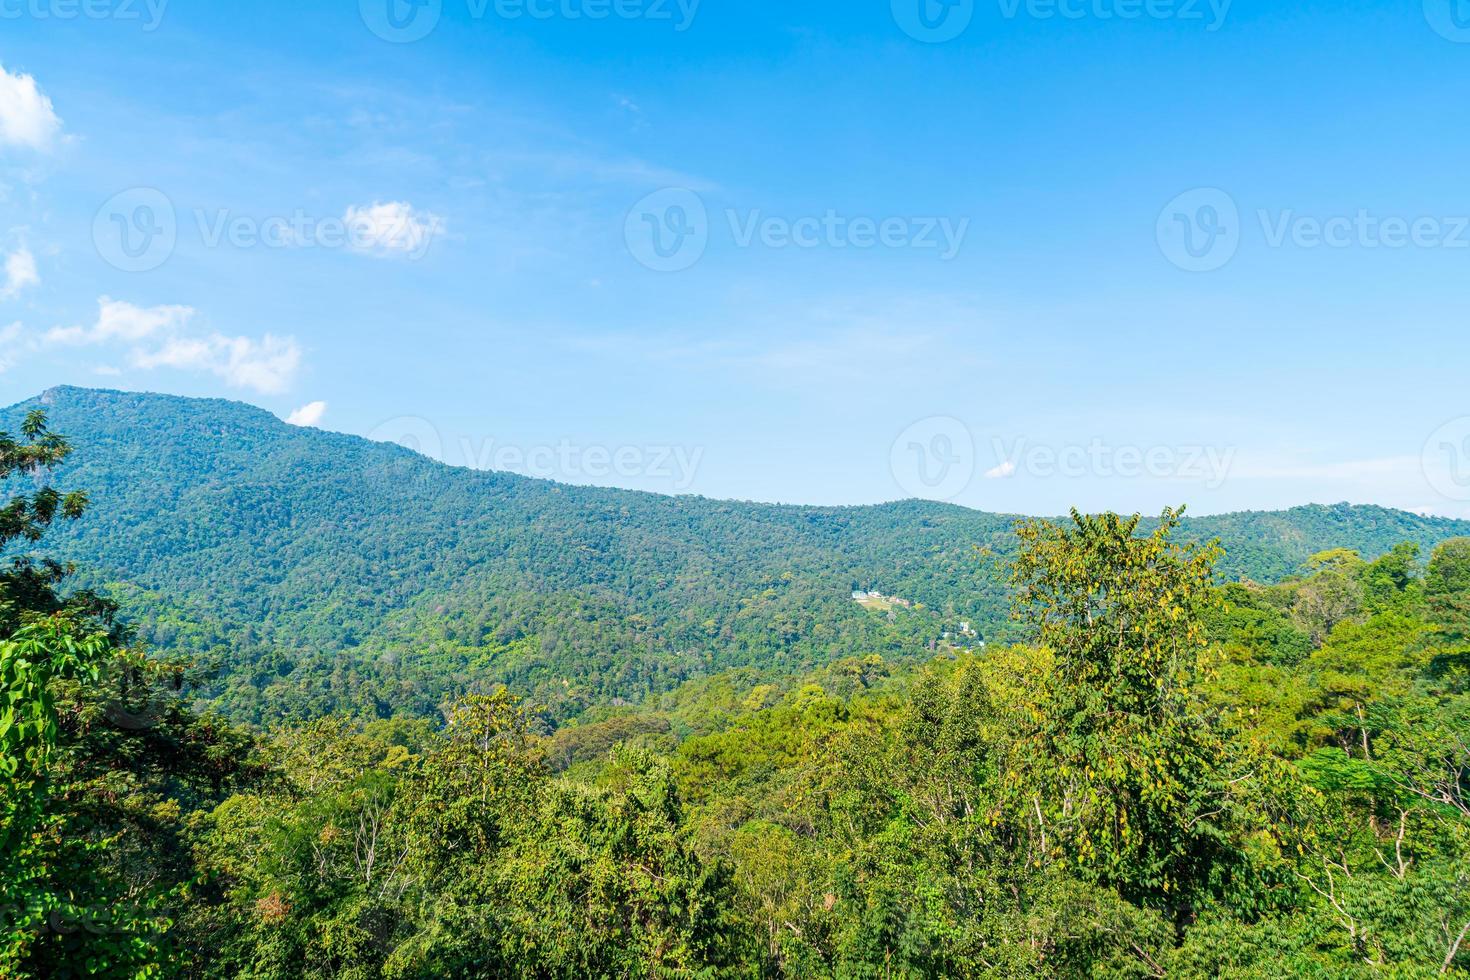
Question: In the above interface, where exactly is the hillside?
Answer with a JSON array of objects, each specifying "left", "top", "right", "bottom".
[{"left": 6, "top": 386, "right": 1470, "bottom": 722}]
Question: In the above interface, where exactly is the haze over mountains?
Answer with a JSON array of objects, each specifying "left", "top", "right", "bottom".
[{"left": 8, "top": 385, "right": 1470, "bottom": 721}]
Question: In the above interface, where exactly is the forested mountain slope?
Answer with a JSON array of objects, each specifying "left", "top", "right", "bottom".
[{"left": 6, "top": 385, "right": 1469, "bottom": 721}]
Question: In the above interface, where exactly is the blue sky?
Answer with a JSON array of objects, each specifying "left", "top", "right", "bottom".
[{"left": 2, "top": 0, "right": 1470, "bottom": 516}]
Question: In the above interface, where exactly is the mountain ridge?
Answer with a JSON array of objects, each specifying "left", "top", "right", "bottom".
[
  {"left": 25, "top": 384, "right": 1463, "bottom": 522},
  {"left": 7, "top": 385, "right": 1468, "bottom": 722}
]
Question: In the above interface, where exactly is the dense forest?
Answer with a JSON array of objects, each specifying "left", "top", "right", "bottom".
[
  {"left": 7, "top": 386, "right": 1470, "bottom": 729},
  {"left": 1, "top": 401, "right": 1468, "bottom": 977}
]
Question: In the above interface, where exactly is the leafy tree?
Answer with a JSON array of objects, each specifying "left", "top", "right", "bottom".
[
  {"left": 1290, "top": 550, "right": 1367, "bottom": 647},
  {"left": 1426, "top": 538, "right": 1470, "bottom": 643},
  {"left": 0, "top": 411, "right": 259, "bottom": 979},
  {"left": 1007, "top": 509, "right": 1254, "bottom": 915},
  {"left": 1360, "top": 542, "right": 1422, "bottom": 616},
  {"left": 0, "top": 411, "right": 115, "bottom": 639},
  {"left": 0, "top": 623, "right": 126, "bottom": 974}
]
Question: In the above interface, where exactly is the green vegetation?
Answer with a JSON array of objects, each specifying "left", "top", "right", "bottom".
[
  {"left": 2, "top": 396, "right": 1468, "bottom": 976},
  {"left": 8, "top": 387, "right": 1470, "bottom": 728}
]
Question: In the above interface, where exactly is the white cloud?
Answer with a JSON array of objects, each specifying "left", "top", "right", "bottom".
[
  {"left": 46, "top": 296, "right": 194, "bottom": 346},
  {"left": 285, "top": 400, "right": 328, "bottom": 427},
  {"left": 0, "top": 247, "right": 38, "bottom": 299},
  {"left": 0, "top": 321, "right": 21, "bottom": 372},
  {"left": 132, "top": 332, "right": 301, "bottom": 394},
  {"left": 0, "top": 65, "right": 63, "bottom": 152},
  {"left": 984, "top": 460, "right": 1017, "bottom": 479},
  {"left": 43, "top": 297, "right": 303, "bottom": 394},
  {"left": 343, "top": 201, "right": 443, "bottom": 258}
]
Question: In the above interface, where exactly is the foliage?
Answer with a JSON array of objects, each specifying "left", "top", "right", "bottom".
[
  {"left": 9, "top": 387, "right": 1470, "bottom": 726},
  {"left": 2, "top": 398, "right": 1469, "bottom": 976}
]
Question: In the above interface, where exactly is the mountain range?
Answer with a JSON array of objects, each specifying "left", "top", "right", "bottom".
[{"left": 7, "top": 385, "right": 1469, "bottom": 722}]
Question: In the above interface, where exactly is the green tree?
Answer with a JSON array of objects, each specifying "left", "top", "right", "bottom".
[
  {"left": 1426, "top": 538, "right": 1470, "bottom": 643},
  {"left": 1360, "top": 542, "right": 1422, "bottom": 617},
  {"left": 496, "top": 745, "right": 748, "bottom": 977},
  {"left": 0, "top": 411, "right": 113, "bottom": 638},
  {"left": 1007, "top": 509, "right": 1255, "bottom": 916},
  {"left": 0, "top": 622, "right": 118, "bottom": 973},
  {"left": 1290, "top": 550, "right": 1367, "bottom": 647}
]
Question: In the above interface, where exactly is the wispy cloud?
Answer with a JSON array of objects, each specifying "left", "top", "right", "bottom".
[
  {"left": 46, "top": 297, "right": 193, "bottom": 346},
  {"left": 0, "top": 321, "right": 21, "bottom": 373},
  {"left": 559, "top": 292, "right": 985, "bottom": 384},
  {"left": 344, "top": 201, "right": 444, "bottom": 258},
  {"left": 0, "top": 246, "right": 38, "bottom": 299},
  {"left": 43, "top": 298, "right": 303, "bottom": 394},
  {"left": 134, "top": 333, "right": 301, "bottom": 394},
  {"left": 1227, "top": 455, "right": 1422, "bottom": 482},
  {"left": 0, "top": 65, "right": 63, "bottom": 152},
  {"left": 481, "top": 147, "right": 716, "bottom": 193}
]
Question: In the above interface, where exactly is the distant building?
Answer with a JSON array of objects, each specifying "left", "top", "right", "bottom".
[{"left": 852, "top": 590, "right": 867, "bottom": 600}]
